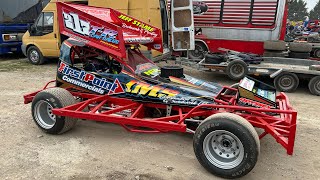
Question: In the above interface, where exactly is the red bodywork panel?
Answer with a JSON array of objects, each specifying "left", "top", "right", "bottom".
[
  {"left": 201, "top": 38, "right": 265, "bottom": 55},
  {"left": 57, "top": 2, "right": 163, "bottom": 58}
]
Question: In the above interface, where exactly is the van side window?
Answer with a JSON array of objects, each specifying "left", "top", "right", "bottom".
[{"left": 34, "top": 12, "right": 54, "bottom": 35}]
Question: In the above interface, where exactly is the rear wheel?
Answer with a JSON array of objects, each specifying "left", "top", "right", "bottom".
[
  {"left": 31, "top": 88, "right": 78, "bottom": 134},
  {"left": 274, "top": 73, "right": 299, "bottom": 92},
  {"left": 193, "top": 113, "right": 260, "bottom": 179},
  {"left": 308, "top": 76, "right": 320, "bottom": 96},
  {"left": 189, "top": 41, "right": 208, "bottom": 60}
]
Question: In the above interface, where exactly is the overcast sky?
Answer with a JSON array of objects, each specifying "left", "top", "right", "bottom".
[{"left": 305, "top": 0, "right": 318, "bottom": 11}]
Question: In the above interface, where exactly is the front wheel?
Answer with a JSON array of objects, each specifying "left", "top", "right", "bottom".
[
  {"left": 27, "top": 46, "right": 45, "bottom": 65},
  {"left": 193, "top": 113, "right": 260, "bottom": 179},
  {"left": 31, "top": 88, "right": 78, "bottom": 134}
]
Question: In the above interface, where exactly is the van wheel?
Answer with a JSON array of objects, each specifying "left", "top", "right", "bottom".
[
  {"left": 193, "top": 113, "right": 260, "bottom": 179},
  {"left": 189, "top": 42, "right": 208, "bottom": 60},
  {"left": 27, "top": 46, "right": 45, "bottom": 65}
]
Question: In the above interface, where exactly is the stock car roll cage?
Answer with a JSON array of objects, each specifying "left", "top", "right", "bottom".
[{"left": 24, "top": 80, "right": 297, "bottom": 155}]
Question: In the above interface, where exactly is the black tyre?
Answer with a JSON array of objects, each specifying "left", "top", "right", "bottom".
[
  {"left": 263, "top": 51, "right": 285, "bottom": 57},
  {"left": 226, "top": 60, "right": 248, "bottom": 81},
  {"left": 289, "top": 42, "right": 312, "bottom": 53},
  {"left": 193, "top": 113, "right": 260, "bottom": 179},
  {"left": 27, "top": 46, "right": 45, "bottom": 65},
  {"left": 31, "top": 88, "right": 78, "bottom": 134},
  {"left": 264, "top": 40, "right": 286, "bottom": 51},
  {"left": 160, "top": 66, "right": 184, "bottom": 78},
  {"left": 313, "top": 49, "right": 320, "bottom": 58},
  {"left": 189, "top": 41, "right": 208, "bottom": 60},
  {"left": 288, "top": 51, "right": 310, "bottom": 59},
  {"left": 274, "top": 73, "right": 299, "bottom": 92},
  {"left": 308, "top": 76, "right": 320, "bottom": 96}
]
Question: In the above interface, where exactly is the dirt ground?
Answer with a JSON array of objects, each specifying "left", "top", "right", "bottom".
[{"left": 0, "top": 55, "right": 319, "bottom": 180}]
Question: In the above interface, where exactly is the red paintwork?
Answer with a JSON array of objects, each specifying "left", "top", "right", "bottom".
[
  {"left": 201, "top": 38, "right": 265, "bottom": 55},
  {"left": 23, "top": 82, "right": 297, "bottom": 155},
  {"left": 279, "top": 0, "right": 288, "bottom": 41}
]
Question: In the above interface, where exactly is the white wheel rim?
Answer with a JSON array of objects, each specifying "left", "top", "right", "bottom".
[
  {"left": 30, "top": 50, "right": 39, "bottom": 62},
  {"left": 34, "top": 100, "right": 56, "bottom": 129},
  {"left": 203, "top": 130, "right": 244, "bottom": 170}
]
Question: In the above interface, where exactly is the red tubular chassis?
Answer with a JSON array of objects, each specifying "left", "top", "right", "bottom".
[{"left": 24, "top": 80, "right": 297, "bottom": 155}]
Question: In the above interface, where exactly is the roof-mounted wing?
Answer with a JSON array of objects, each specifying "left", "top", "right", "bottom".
[{"left": 57, "top": 2, "right": 163, "bottom": 58}]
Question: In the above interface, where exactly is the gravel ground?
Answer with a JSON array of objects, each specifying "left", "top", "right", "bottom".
[{"left": 0, "top": 55, "right": 319, "bottom": 180}]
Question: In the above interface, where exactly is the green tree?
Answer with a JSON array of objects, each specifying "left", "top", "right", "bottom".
[
  {"left": 310, "top": 0, "right": 320, "bottom": 20},
  {"left": 288, "top": 0, "right": 309, "bottom": 21}
]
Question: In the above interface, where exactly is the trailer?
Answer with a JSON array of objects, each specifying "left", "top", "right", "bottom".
[{"left": 184, "top": 50, "right": 320, "bottom": 96}]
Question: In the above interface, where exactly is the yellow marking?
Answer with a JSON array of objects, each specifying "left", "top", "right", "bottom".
[
  {"left": 144, "top": 69, "right": 159, "bottom": 76},
  {"left": 125, "top": 80, "right": 137, "bottom": 92},
  {"left": 139, "top": 84, "right": 153, "bottom": 95}
]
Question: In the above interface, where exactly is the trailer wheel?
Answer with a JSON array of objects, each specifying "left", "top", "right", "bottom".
[
  {"left": 31, "top": 88, "right": 78, "bottom": 134},
  {"left": 189, "top": 41, "right": 208, "bottom": 60},
  {"left": 193, "top": 113, "right": 260, "bottom": 179},
  {"left": 274, "top": 73, "right": 299, "bottom": 92},
  {"left": 27, "top": 46, "right": 45, "bottom": 65},
  {"left": 308, "top": 76, "right": 320, "bottom": 96},
  {"left": 226, "top": 60, "right": 248, "bottom": 81},
  {"left": 314, "top": 49, "right": 320, "bottom": 58}
]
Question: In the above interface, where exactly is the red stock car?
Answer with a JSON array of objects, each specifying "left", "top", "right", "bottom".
[{"left": 23, "top": 2, "right": 297, "bottom": 179}]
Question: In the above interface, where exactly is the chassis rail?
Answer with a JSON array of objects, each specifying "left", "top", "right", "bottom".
[{"left": 24, "top": 81, "right": 297, "bottom": 155}]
